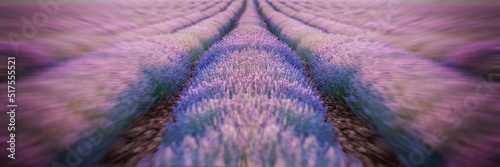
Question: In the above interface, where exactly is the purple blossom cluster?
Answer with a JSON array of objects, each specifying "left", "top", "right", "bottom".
[
  {"left": 0, "top": 1, "right": 245, "bottom": 166},
  {"left": 258, "top": 0, "right": 500, "bottom": 166},
  {"left": 144, "top": 1, "right": 359, "bottom": 166}
]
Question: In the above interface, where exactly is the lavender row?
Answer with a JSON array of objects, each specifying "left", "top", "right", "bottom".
[
  {"left": 258, "top": 0, "right": 500, "bottom": 166},
  {"left": 0, "top": 0, "right": 217, "bottom": 34},
  {"left": 129, "top": 0, "right": 232, "bottom": 36},
  {"left": 143, "top": 1, "right": 359, "bottom": 166},
  {"left": 266, "top": 0, "right": 368, "bottom": 37},
  {"left": 0, "top": 0, "right": 227, "bottom": 76},
  {"left": 282, "top": 0, "right": 500, "bottom": 35},
  {"left": 0, "top": 1, "right": 245, "bottom": 166},
  {"left": 270, "top": 0, "right": 500, "bottom": 73}
]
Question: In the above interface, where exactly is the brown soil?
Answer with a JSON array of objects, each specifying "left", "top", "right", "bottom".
[
  {"left": 100, "top": 64, "right": 196, "bottom": 166},
  {"left": 304, "top": 64, "right": 400, "bottom": 167}
]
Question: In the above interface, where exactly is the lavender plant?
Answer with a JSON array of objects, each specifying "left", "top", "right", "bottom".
[
  {"left": 144, "top": 1, "right": 359, "bottom": 166},
  {"left": 258, "top": 0, "right": 500, "bottom": 166}
]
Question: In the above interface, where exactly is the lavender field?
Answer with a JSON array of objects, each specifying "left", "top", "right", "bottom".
[{"left": 0, "top": 0, "right": 499, "bottom": 166}]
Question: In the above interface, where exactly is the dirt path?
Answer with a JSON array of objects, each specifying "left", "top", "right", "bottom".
[
  {"left": 101, "top": 64, "right": 196, "bottom": 165},
  {"left": 304, "top": 65, "right": 400, "bottom": 167}
]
